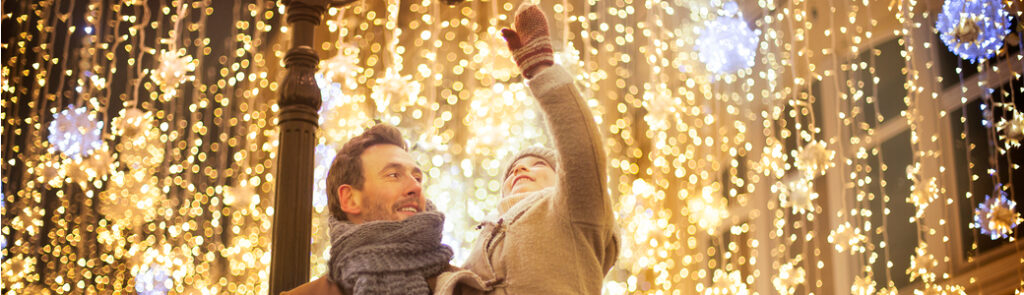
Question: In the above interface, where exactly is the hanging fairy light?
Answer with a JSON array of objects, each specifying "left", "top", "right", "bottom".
[
  {"left": 150, "top": 4, "right": 196, "bottom": 100},
  {"left": 972, "top": 189, "right": 1023, "bottom": 240},
  {"left": 694, "top": 1, "right": 760, "bottom": 75},
  {"left": 47, "top": 104, "right": 104, "bottom": 160},
  {"left": 935, "top": 0, "right": 1012, "bottom": 62}
]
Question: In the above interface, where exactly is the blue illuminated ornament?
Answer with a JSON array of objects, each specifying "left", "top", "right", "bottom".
[
  {"left": 47, "top": 104, "right": 104, "bottom": 160},
  {"left": 972, "top": 188, "right": 1022, "bottom": 240},
  {"left": 134, "top": 265, "right": 171, "bottom": 295},
  {"left": 695, "top": 1, "right": 760, "bottom": 75},
  {"left": 936, "top": 0, "right": 1012, "bottom": 63}
]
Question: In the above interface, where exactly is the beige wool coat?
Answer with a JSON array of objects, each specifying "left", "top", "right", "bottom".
[{"left": 460, "top": 65, "right": 620, "bottom": 294}]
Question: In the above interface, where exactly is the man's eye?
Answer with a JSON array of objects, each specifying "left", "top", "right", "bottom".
[{"left": 387, "top": 173, "right": 399, "bottom": 178}]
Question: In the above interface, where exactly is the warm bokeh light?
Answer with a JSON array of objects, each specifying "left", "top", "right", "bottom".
[{"left": 2, "top": 0, "right": 1022, "bottom": 294}]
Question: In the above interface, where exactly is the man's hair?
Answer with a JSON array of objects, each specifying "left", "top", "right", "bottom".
[{"left": 326, "top": 124, "right": 408, "bottom": 221}]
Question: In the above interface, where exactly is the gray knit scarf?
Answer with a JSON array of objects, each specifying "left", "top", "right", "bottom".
[{"left": 327, "top": 210, "right": 453, "bottom": 295}]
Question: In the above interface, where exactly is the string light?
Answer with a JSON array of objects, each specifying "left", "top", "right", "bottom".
[{"left": 1, "top": 0, "right": 1022, "bottom": 294}]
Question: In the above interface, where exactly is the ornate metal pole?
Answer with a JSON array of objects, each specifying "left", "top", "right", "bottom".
[{"left": 270, "top": 0, "right": 325, "bottom": 293}]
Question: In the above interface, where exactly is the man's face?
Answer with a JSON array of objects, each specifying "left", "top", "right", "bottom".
[
  {"left": 502, "top": 156, "right": 557, "bottom": 196},
  {"left": 347, "top": 144, "right": 425, "bottom": 223}
]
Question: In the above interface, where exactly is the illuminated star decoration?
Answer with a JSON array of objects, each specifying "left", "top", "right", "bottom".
[
  {"left": 554, "top": 42, "right": 584, "bottom": 76},
  {"left": 642, "top": 84, "right": 682, "bottom": 132},
  {"left": 2, "top": 254, "right": 38, "bottom": 291},
  {"left": 828, "top": 221, "right": 866, "bottom": 253},
  {"left": 372, "top": 67, "right": 421, "bottom": 116},
  {"left": 150, "top": 49, "right": 196, "bottom": 100},
  {"left": 850, "top": 274, "right": 876, "bottom": 295},
  {"left": 694, "top": 1, "right": 761, "bottom": 75},
  {"left": 935, "top": 0, "right": 1012, "bottom": 63},
  {"left": 134, "top": 264, "right": 171, "bottom": 295},
  {"left": 111, "top": 108, "right": 164, "bottom": 171},
  {"left": 111, "top": 107, "right": 154, "bottom": 140},
  {"left": 995, "top": 108, "right": 1024, "bottom": 149},
  {"left": 705, "top": 269, "right": 750, "bottom": 295},
  {"left": 772, "top": 257, "right": 806, "bottom": 294},
  {"left": 320, "top": 43, "right": 361, "bottom": 90},
  {"left": 372, "top": 67, "right": 429, "bottom": 137},
  {"left": 907, "top": 242, "right": 937, "bottom": 283},
  {"left": 67, "top": 144, "right": 114, "bottom": 187},
  {"left": 795, "top": 140, "right": 835, "bottom": 179},
  {"left": 99, "top": 168, "right": 164, "bottom": 228},
  {"left": 315, "top": 73, "right": 371, "bottom": 143},
  {"left": 31, "top": 152, "right": 67, "bottom": 188},
  {"left": 224, "top": 184, "right": 257, "bottom": 208},
  {"left": 972, "top": 189, "right": 1022, "bottom": 240},
  {"left": 48, "top": 104, "right": 104, "bottom": 160},
  {"left": 474, "top": 35, "right": 518, "bottom": 81},
  {"left": 617, "top": 179, "right": 671, "bottom": 272},
  {"left": 907, "top": 164, "right": 939, "bottom": 220},
  {"left": 687, "top": 188, "right": 729, "bottom": 234},
  {"left": 778, "top": 177, "right": 817, "bottom": 214},
  {"left": 915, "top": 283, "right": 967, "bottom": 295}
]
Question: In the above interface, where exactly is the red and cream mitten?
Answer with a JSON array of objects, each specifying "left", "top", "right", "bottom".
[{"left": 500, "top": 4, "right": 554, "bottom": 79}]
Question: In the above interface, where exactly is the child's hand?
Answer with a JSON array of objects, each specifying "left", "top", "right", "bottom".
[{"left": 500, "top": 4, "right": 553, "bottom": 79}]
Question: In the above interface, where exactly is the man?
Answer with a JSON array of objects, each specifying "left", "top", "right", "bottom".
[{"left": 283, "top": 124, "right": 485, "bottom": 295}]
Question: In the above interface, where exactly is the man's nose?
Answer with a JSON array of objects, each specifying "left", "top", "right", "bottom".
[{"left": 405, "top": 177, "right": 422, "bottom": 196}]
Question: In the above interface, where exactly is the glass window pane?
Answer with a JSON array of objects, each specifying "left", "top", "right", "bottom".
[{"left": 865, "top": 129, "right": 917, "bottom": 289}]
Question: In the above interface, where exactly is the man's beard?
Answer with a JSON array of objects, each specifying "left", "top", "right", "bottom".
[{"left": 361, "top": 198, "right": 399, "bottom": 222}]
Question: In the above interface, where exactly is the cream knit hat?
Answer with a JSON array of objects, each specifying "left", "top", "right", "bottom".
[{"left": 500, "top": 146, "right": 558, "bottom": 184}]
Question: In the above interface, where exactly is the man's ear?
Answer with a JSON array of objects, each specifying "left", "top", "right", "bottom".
[{"left": 338, "top": 184, "right": 362, "bottom": 217}]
